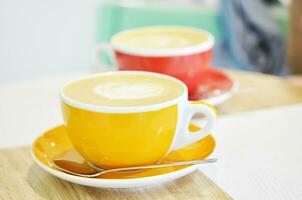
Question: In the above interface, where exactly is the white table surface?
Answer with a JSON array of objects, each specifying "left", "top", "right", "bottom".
[
  {"left": 204, "top": 104, "right": 302, "bottom": 200},
  {"left": 0, "top": 71, "right": 91, "bottom": 148},
  {"left": 1, "top": 73, "right": 302, "bottom": 200}
]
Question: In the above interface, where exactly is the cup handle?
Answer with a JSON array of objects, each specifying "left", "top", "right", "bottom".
[
  {"left": 92, "top": 43, "right": 117, "bottom": 69},
  {"left": 173, "top": 102, "right": 216, "bottom": 150}
]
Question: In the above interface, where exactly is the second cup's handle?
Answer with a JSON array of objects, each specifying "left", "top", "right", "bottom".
[
  {"left": 173, "top": 102, "right": 216, "bottom": 150},
  {"left": 93, "top": 43, "right": 117, "bottom": 69}
]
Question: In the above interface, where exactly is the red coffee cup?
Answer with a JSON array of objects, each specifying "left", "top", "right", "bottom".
[{"left": 94, "top": 26, "right": 214, "bottom": 97}]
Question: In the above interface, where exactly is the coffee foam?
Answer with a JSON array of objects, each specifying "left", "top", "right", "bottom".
[
  {"left": 94, "top": 81, "right": 163, "bottom": 100},
  {"left": 63, "top": 73, "right": 184, "bottom": 107},
  {"left": 113, "top": 27, "right": 209, "bottom": 50},
  {"left": 125, "top": 35, "right": 191, "bottom": 49}
]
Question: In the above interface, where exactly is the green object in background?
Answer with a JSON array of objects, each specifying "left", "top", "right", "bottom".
[
  {"left": 97, "top": 1, "right": 219, "bottom": 67},
  {"left": 97, "top": 1, "right": 220, "bottom": 41},
  {"left": 271, "top": 6, "right": 289, "bottom": 35}
]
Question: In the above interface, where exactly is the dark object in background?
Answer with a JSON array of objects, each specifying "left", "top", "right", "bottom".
[
  {"left": 219, "top": 0, "right": 287, "bottom": 75},
  {"left": 262, "top": 0, "right": 280, "bottom": 5}
]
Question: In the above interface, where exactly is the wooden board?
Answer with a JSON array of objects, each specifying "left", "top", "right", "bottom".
[
  {"left": 0, "top": 147, "right": 231, "bottom": 200},
  {"left": 1, "top": 70, "right": 302, "bottom": 199}
]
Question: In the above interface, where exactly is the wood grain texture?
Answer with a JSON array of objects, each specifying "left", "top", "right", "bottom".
[
  {"left": 0, "top": 148, "right": 231, "bottom": 200},
  {"left": 1, "top": 70, "right": 302, "bottom": 200},
  {"left": 218, "top": 70, "right": 302, "bottom": 115}
]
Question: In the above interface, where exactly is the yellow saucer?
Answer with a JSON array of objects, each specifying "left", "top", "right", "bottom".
[{"left": 32, "top": 124, "right": 215, "bottom": 181}]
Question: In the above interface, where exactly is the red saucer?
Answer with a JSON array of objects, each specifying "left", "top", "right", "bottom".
[{"left": 189, "top": 68, "right": 237, "bottom": 103}]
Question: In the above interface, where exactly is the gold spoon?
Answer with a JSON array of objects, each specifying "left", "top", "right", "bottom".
[{"left": 51, "top": 158, "right": 217, "bottom": 178}]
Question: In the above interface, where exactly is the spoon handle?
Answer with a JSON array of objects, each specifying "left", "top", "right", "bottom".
[{"left": 93, "top": 158, "right": 217, "bottom": 175}]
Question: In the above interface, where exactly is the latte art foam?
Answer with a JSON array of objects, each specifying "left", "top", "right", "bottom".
[
  {"left": 63, "top": 73, "right": 184, "bottom": 107},
  {"left": 125, "top": 35, "right": 191, "bottom": 49},
  {"left": 113, "top": 27, "right": 209, "bottom": 50},
  {"left": 94, "top": 81, "right": 163, "bottom": 100}
]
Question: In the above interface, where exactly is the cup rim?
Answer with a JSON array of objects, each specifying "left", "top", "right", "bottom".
[
  {"left": 60, "top": 71, "right": 188, "bottom": 113},
  {"left": 111, "top": 26, "right": 215, "bottom": 57}
]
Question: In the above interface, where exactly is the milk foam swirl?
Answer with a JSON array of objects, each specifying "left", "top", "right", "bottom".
[
  {"left": 94, "top": 81, "right": 163, "bottom": 100},
  {"left": 128, "top": 35, "right": 190, "bottom": 49}
]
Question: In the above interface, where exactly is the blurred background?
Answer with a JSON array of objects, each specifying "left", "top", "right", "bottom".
[{"left": 0, "top": 0, "right": 298, "bottom": 83}]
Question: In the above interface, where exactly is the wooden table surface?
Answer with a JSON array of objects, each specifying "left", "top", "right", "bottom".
[
  {"left": 219, "top": 70, "right": 302, "bottom": 115},
  {"left": 1, "top": 70, "right": 302, "bottom": 200}
]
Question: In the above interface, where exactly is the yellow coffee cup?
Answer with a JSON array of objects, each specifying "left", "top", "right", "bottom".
[{"left": 60, "top": 71, "right": 216, "bottom": 168}]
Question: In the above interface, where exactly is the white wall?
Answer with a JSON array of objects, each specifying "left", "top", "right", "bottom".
[{"left": 0, "top": 0, "right": 102, "bottom": 83}]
